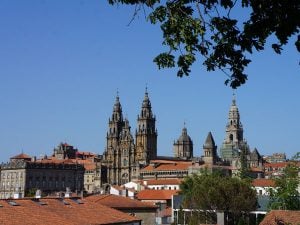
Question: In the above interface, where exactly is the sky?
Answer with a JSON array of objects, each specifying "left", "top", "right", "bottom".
[{"left": 0, "top": 1, "right": 299, "bottom": 162}]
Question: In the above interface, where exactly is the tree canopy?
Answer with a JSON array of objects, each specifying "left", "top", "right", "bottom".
[
  {"left": 269, "top": 154, "right": 300, "bottom": 210},
  {"left": 179, "top": 172, "right": 257, "bottom": 224},
  {"left": 108, "top": 0, "right": 300, "bottom": 88}
]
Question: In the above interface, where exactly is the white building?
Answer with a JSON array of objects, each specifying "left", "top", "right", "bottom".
[
  {"left": 143, "top": 179, "right": 181, "bottom": 190},
  {"left": 252, "top": 178, "right": 276, "bottom": 195}
]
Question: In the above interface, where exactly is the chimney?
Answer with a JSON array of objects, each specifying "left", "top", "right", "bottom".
[
  {"left": 13, "top": 187, "right": 22, "bottom": 199},
  {"left": 257, "top": 172, "right": 262, "bottom": 179},
  {"left": 65, "top": 187, "right": 71, "bottom": 198},
  {"left": 35, "top": 189, "right": 42, "bottom": 199}
]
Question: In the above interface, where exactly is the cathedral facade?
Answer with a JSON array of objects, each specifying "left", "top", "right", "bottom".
[{"left": 102, "top": 90, "right": 157, "bottom": 185}]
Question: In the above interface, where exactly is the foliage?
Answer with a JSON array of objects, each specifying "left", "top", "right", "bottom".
[
  {"left": 269, "top": 154, "right": 300, "bottom": 210},
  {"left": 179, "top": 171, "right": 257, "bottom": 224},
  {"left": 108, "top": 0, "right": 300, "bottom": 88},
  {"left": 239, "top": 148, "right": 251, "bottom": 179},
  {"left": 25, "top": 188, "right": 37, "bottom": 197}
]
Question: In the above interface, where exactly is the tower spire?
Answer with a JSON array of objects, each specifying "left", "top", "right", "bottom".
[{"left": 232, "top": 92, "right": 236, "bottom": 106}]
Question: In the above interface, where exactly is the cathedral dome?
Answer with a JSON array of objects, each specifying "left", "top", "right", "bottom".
[{"left": 177, "top": 127, "right": 192, "bottom": 143}]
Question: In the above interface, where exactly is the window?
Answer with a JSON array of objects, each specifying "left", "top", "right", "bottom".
[{"left": 123, "top": 158, "right": 128, "bottom": 166}]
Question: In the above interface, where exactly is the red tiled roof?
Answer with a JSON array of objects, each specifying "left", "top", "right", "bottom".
[
  {"left": 150, "top": 159, "right": 190, "bottom": 163},
  {"left": 252, "top": 178, "right": 276, "bottom": 187},
  {"left": 137, "top": 189, "right": 178, "bottom": 200},
  {"left": 85, "top": 194, "right": 157, "bottom": 210},
  {"left": 146, "top": 179, "right": 182, "bottom": 185},
  {"left": 34, "top": 159, "right": 78, "bottom": 165},
  {"left": 250, "top": 167, "right": 264, "bottom": 172},
  {"left": 10, "top": 153, "right": 31, "bottom": 160},
  {"left": 0, "top": 198, "right": 141, "bottom": 225},
  {"left": 259, "top": 210, "right": 300, "bottom": 225},
  {"left": 36, "top": 158, "right": 96, "bottom": 170},
  {"left": 142, "top": 162, "right": 192, "bottom": 171},
  {"left": 83, "top": 163, "right": 96, "bottom": 170},
  {"left": 264, "top": 162, "right": 290, "bottom": 168}
]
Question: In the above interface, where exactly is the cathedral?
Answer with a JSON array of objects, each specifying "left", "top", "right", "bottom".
[
  {"left": 102, "top": 89, "right": 157, "bottom": 185},
  {"left": 102, "top": 91, "right": 263, "bottom": 186},
  {"left": 220, "top": 95, "right": 263, "bottom": 168}
]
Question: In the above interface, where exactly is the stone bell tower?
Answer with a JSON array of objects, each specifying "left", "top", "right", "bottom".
[{"left": 135, "top": 88, "right": 157, "bottom": 164}]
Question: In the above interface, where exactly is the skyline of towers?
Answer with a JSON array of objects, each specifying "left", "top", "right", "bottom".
[{"left": 102, "top": 91, "right": 262, "bottom": 184}]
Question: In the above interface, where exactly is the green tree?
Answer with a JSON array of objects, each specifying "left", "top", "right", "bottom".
[
  {"left": 179, "top": 172, "right": 257, "bottom": 225},
  {"left": 269, "top": 154, "right": 300, "bottom": 210},
  {"left": 108, "top": 0, "right": 299, "bottom": 88}
]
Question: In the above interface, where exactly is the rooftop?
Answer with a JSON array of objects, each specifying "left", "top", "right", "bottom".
[
  {"left": 10, "top": 153, "right": 31, "bottom": 160},
  {"left": 0, "top": 197, "right": 140, "bottom": 225},
  {"left": 259, "top": 210, "right": 300, "bottom": 225},
  {"left": 137, "top": 189, "right": 178, "bottom": 200},
  {"left": 85, "top": 194, "right": 157, "bottom": 210},
  {"left": 252, "top": 178, "right": 276, "bottom": 187}
]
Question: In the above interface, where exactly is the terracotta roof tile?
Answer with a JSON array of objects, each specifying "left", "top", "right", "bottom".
[
  {"left": 0, "top": 198, "right": 141, "bottom": 225},
  {"left": 86, "top": 194, "right": 157, "bottom": 210},
  {"left": 250, "top": 167, "right": 264, "bottom": 172},
  {"left": 33, "top": 159, "right": 77, "bottom": 165},
  {"left": 136, "top": 189, "right": 178, "bottom": 200},
  {"left": 260, "top": 210, "right": 300, "bottom": 225},
  {"left": 264, "top": 162, "right": 291, "bottom": 168},
  {"left": 252, "top": 178, "right": 276, "bottom": 187},
  {"left": 10, "top": 153, "right": 31, "bottom": 160}
]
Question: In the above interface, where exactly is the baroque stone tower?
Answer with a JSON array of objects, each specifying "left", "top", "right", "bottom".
[
  {"left": 220, "top": 95, "right": 250, "bottom": 163},
  {"left": 135, "top": 89, "right": 158, "bottom": 164},
  {"left": 103, "top": 94, "right": 139, "bottom": 185},
  {"left": 173, "top": 125, "right": 193, "bottom": 160},
  {"left": 104, "top": 94, "right": 125, "bottom": 184}
]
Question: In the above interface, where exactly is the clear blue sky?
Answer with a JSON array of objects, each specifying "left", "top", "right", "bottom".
[{"left": 0, "top": 1, "right": 299, "bottom": 162}]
